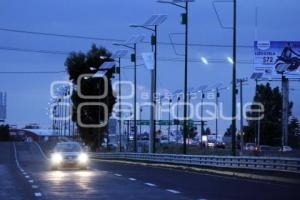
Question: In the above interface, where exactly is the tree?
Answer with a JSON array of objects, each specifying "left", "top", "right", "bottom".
[
  {"left": 288, "top": 116, "right": 300, "bottom": 148},
  {"left": 65, "top": 44, "right": 116, "bottom": 151},
  {"left": 245, "top": 83, "right": 293, "bottom": 146},
  {"left": 0, "top": 125, "right": 10, "bottom": 141}
]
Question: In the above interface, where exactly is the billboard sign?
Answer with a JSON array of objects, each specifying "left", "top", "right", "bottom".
[{"left": 254, "top": 41, "right": 300, "bottom": 78}]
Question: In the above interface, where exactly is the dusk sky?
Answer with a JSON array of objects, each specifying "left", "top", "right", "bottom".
[{"left": 0, "top": 0, "right": 299, "bottom": 134}]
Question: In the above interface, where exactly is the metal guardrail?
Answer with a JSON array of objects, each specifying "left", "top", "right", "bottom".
[{"left": 91, "top": 153, "right": 300, "bottom": 173}]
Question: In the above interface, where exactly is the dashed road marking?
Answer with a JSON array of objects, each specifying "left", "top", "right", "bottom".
[
  {"left": 166, "top": 189, "right": 181, "bottom": 194},
  {"left": 114, "top": 173, "right": 122, "bottom": 177},
  {"left": 34, "top": 192, "right": 42, "bottom": 197},
  {"left": 28, "top": 180, "right": 34, "bottom": 183},
  {"left": 32, "top": 185, "right": 39, "bottom": 189},
  {"left": 25, "top": 175, "right": 30, "bottom": 179},
  {"left": 144, "top": 182, "right": 156, "bottom": 187},
  {"left": 128, "top": 178, "right": 136, "bottom": 181}
]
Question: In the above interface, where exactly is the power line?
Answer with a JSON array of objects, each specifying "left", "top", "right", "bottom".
[
  {"left": 0, "top": 28, "right": 123, "bottom": 42},
  {"left": 0, "top": 71, "right": 66, "bottom": 74},
  {"left": 0, "top": 46, "right": 253, "bottom": 64},
  {"left": 0, "top": 27, "right": 252, "bottom": 48}
]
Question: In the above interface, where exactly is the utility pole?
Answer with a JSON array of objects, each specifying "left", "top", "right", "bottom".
[
  {"left": 119, "top": 58, "right": 122, "bottom": 151},
  {"left": 140, "top": 107, "right": 143, "bottom": 136},
  {"left": 237, "top": 78, "right": 247, "bottom": 150},
  {"left": 215, "top": 88, "right": 219, "bottom": 142},
  {"left": 168, "top": 99, "right": 172, "bottom": 143},
  {"left": 231, "top": 0, "right": 237, "bottom": 156},
  {"left": 281, "top": 74, "right": 289, "bottom": 147}
]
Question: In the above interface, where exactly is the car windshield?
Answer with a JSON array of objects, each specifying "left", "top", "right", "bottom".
[{"left": 55, "top": 143, "right": 82, "bottom": 152}]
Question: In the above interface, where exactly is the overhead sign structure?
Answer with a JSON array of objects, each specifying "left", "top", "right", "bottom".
[
  {"left": 254, "top": 41, "right": 300, "bottom": 78},
  {"left": 142, "top": 52, "right": 154, "bottom": 70}
]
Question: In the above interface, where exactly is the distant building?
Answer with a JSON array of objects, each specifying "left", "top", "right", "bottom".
[{"left": 0, "top": 92, "right": 7, "bottom": 122}]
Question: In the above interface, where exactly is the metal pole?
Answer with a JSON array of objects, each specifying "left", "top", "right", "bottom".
[
  {"left": 176, "top": 96, "right": 180, "bottom": 144},
  {"left": 239, "top": 81, "right": 244, "bottom": 150},
  {"left": 68, "top": 93, "right": 71, "bottom": 137},
  {"left": 201, "top": 93, "right": 204, "bottom": 146},
  {"left": 133, "top": 43, "right": 137, "bottom": 152},
  {"left": 150, "top": 26, "right": 157, "bottom": 153},
  {"left": 281, "top": 74, "right": 289, "bottom": 146},
  {"left": 255, "top": 79, "right": 258, "bottom": 145},
  {"left": 140, "top": 108, "right": 142, "bottom": 136},
  {"left": 119, "top": 58, "right": 122, "bottom": 152},
  {"left": 183, "top": 1, "right": 189, "bottom": 154},
  {"left": 231, "top": 0, "right": 237, "bottom": 156},
  {"left": 168, "top": 99, "right": 172, "bottom": 143},
  {"left": 215, "top": 89, "right": 219, "bottom": 142}
]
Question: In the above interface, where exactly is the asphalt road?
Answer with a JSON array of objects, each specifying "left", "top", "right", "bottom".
[{"left": 1, "top": 142, "right": 300, "bottom": 200}]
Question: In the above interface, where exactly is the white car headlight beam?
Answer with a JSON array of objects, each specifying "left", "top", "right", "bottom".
[
  {"left": 51, "top": 153, "right": 63, "bottom": 164},
  {"left": 78, "top": 153, "right": 88, "bottom": 163}
]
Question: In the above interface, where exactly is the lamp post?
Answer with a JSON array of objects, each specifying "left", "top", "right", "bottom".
[
  {"left": 158, "top": 0, "right": 194, "bottom": 154},
  {"left": 113, "top": 36, "right": 143, "bottom": 152},
  {"left": 197, "top": 85, "right": 208, "bottom": 145},
  {"left": 213, "top": 85, "right": 229, "bottom": 142},
  {"left": 130, "top": 15, "right": 167, "bottom": 153},
  {"left": 231, "top": 0, "right": 237, "bottom": 156},
  {"left": 112, "top": 50, "right": 128, "bottom": 152}
]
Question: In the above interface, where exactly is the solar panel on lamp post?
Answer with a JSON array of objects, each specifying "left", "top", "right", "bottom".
[
  {"left": 112, "top": 50, "right": 128, "bottom": 152},
  {"left": 158, "top": 0, "right": 195, "bottom": 154},
  {"left": 130, "top": 14, "right": 167, "bottom": 153},
  {"left": 113, "top": 35, "right": 144, "bottom": 153}
]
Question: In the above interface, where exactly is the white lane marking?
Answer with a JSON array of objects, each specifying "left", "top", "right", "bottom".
[
  {"left": 13, "top": 143, "right": 22, "bottom": 170},
  {"left": 33, "top": 141, "right": 49, "bottom": 160},
  {"left": 166, "top": 189, "right": 181, "bottom": 194},
  {"left": 25, "top": 175, "right": 30, "bottom": 179},
  {"left": 28, "top": 180, "right": 34, "bottom": 183},
  {"left": 32, "top": 185, "right": 39, "bottom": 189},
  {"left": 128, "top": 178, "right": 136, "bottom": 181},
  {"left": 34, "top": 193, "right": 42, "bottom": 197},
  {"left": 144, "top": 182, "right": 156, "bottom": 187},
  {"left": 114, "top": 173, "right": 122, "bottom": 177},
  {"left": 22, "top": 172, "right": 27, "bottom": 175}
]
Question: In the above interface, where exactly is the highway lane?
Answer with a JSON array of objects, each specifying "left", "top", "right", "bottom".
[
  {"left": 0, "top": 142, "right": 36, "bottom": 200},
  {"left": 14, "top": 142, "right": 191, "bottom": 200},
  {"left": 90, "top": 159, "right": 300, "bottom": 200},
  {"left": 9, "top": 141, "right": 300, "bottom": 200}
]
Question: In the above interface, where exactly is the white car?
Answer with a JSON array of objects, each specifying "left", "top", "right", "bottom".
[{"left": 50, "top": 142, "right": 89, "bottom": 170}]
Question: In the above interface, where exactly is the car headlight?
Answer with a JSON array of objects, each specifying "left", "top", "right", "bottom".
[
  {"left": 51, "top": 153, "right": 63, "bottom": 164},
  {"left": 78, "top": 153, "right": 88, "bottom": 163}
]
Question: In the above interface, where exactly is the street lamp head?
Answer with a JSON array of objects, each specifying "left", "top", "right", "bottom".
[
  {"left": 227, "top": 57, "right": 234, "bottom": 64},
  {"left": 201, "top": 57, "right": 208, "bottom": 65}
]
